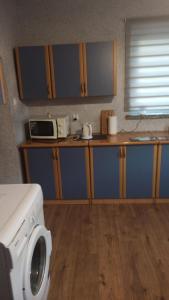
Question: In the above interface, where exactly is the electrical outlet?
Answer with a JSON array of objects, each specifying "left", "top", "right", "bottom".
[{"left": 72, "top": 113, "right": 79, "bottom": 121}]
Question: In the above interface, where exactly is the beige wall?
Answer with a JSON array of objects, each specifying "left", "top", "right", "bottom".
[
  {"left": 1, "top": 0, "right": 169, "bottom": 183},
  {"left": 0, "top": 0, "right": 28, "bottom": 183},
  {"left": 16, "top": 0, "right": 169, "bottom": 133}
]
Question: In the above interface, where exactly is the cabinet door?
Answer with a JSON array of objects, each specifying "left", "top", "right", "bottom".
[
  {"left": 84, "top": 41, "right": 115, "bottom": 96},
  {"left": 125, "top": 145, "right": 155, "bottom": 198},
  {"left": 159, "top": 145, "right": 169, "bottom": 198},
  {"left": 50, "top": 44, "right": 82, "bottom": 98},
  {"left": 92, "top": 146, "right": 120, "bottom": 199},
  {"left": 15, "top": 46, "right": 51, "bottom": 100},
  {"left": 25, "top": 148, "right": 57, "bottom": 200},
  {"left": 59, "top": 147, "right": 88, "bottom": 200}
]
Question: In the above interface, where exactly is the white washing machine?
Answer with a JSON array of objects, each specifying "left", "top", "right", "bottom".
[{"left": 0, "top": 184, "right": 52, "bottom": 300}]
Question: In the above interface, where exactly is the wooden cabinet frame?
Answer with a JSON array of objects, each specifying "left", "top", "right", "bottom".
[
  {"left": 49, "top": 44, "right": 84, "bottom": 98},
  {"left": 122, "top": 145, "right": 158, "bottom": 201},
  {"left": 49, "top": 41, "right": 117, "bottom": 98},
  {"left": 22, "top": 147, "right": 59, "bottom": 200},
  {"left": 89, "top": 144, "right": 160, "bottom": 204},
  {"left": 22, "top": 146, "right": 91, "bottom": 205},
  {"left": 89, "top": 146, "right": 122, "bottom": 204},
  {"left": 15, "top": 46, "right": 52, "bottom": 100},
  {"left": 156, "top": 144, "right": 162, "bottom": 199},
  {"left": 56, "top": 146, "right": 91, "bottom": 204},
  {"left": 15, "top": 41, "right": 117, "bottom": 100},
  {"left": 15, "top": 47, "right": 24, "bottom": 99},
  {"left": 155, "top": 144, "right": 169, "bottom": 202},
  {"left": 21, "top": 143, "right": 169, "bottom": 205},
  {"left": 82, "top": 41, "right": 117, "bottom": 97}
]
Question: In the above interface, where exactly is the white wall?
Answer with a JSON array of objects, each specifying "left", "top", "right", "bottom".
[{"left": 15, "top": 0, "right": 169, "bottom": 133}]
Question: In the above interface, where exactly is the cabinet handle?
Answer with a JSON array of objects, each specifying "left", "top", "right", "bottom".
[
  {"left": 47, "top": 84, "right": 51, "bottom": 98},
  {"left": 119, "top": 147, "right": 126, "bottom": 158},
  {"left": 119, "top": 148, "right": 123, "bottom": 158},
  {"left": 81, "top": 83, "right": 84, "bottom": 95},
  {"left": 52, "top": 152, "right": 58, "bottom": 160},
  {"left": 123, "top": 147, "right": 126, "bottom": 158},
  {"left": 52, "top": 152, "right": 55, "bottom": 160},
  {"left": 84, "top": 83, "right": 86, "bottom": 96}
]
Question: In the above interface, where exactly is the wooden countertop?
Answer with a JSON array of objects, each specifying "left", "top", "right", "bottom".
[
  {"left": 89, "top": 131, "right": 169, "bottom": 146},
  {"left": 19, "top": 131, "right": 169, "bottom": 148},
  {"left": 20, "top": 137, "right": 88, "bottom": 148}
]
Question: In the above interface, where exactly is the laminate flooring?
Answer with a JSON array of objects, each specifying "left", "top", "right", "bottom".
[{"left": 44, "top": 204, "right": 169, "bottom": 300}]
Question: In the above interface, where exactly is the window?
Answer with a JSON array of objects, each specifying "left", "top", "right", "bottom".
[{"left": 125, "top": 16, "right": 169, "bottom": 116}]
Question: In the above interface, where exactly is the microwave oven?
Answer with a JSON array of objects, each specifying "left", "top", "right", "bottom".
[{"left": 29, "top": 116, "right": 69, "bottom": 139}]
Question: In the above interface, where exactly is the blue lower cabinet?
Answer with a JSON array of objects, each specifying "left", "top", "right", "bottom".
[
  {"left": 93, "top": 146, "right": 120, "bottom": 199},
  {"left": 125, "top": 145, "right": 154, "bottom": 198},
  {"left": 27, "top": 148, "right": 57, "bottom": 200},
  {"left": 159, "top": 145, "right": 169, "bottom": 198},
  {"left": 59, "top": 147, "right": 88, "bottom": 200}
]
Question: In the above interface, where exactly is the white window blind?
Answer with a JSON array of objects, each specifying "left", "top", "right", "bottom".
[{"left": 125, "top": 17, "right": 169, "bottom": 115}]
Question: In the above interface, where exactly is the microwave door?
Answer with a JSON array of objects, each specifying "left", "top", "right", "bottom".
[{"left": 30, "top": 121, "right": 55, "bottom": 138}]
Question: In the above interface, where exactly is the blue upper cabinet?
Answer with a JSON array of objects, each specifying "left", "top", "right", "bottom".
[
  {"left": 50, "top": 42, "right": 116, "bottom": 98},
  {"left": 83, "top": 41, "right": 116, "bottom": 96},
  {"left": 15, "top": 46, "right": 52, "bottom": 100},
  {"left": 14, "top": 41, "right": 116, "bottom": 100},
  {"left": 26, "top": 148, "right": 57, "bottom": 200},
  {"left": 49, "top": 44, "right": 83, "bottom": 98},
  {"left": 59, "top": 147, "right": 89, "bottom": 200},
  {"left": 92, "top": 146, "right": 120, "bottom": 199},
  {"left": 158, "top": 145, "right": 169, "bottom": 198},
  {"left": 125, "top": 145, "right": 155, "bottom": 199}
]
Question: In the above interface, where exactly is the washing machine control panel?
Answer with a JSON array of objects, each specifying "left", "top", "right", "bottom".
[
  {"left": 8, "top": 191, "right": 43, "bottom": 263},
  {"left": 29, "top": 215, "right": 36, "bottom": 226},
  {"left": 9, "top": 220, "right": 28, "bottom": 261},
  {"left": 9, "top": 211, "right": 38, "bottom": 263}
]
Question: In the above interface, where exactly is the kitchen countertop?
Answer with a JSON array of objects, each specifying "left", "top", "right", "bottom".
[
  {"left": 89, "top": 131, "right": 169, "bottom": 146},
  {"left": 19, "top": 131, "right": 169, "bottom": 148},
  {"left": 20, "top": 137, "right": 89, "bottom": 148}
]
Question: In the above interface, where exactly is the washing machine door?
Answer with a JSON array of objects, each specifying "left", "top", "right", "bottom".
[{"left": 23, "top": 225, "right": 52, "bottom": 300}]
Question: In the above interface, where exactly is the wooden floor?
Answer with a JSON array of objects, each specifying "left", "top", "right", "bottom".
[{"left": 44, "top": 204, "right": 169, "bottom": 300}]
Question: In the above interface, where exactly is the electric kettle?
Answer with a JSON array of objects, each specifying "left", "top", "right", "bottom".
[{"left": 82, "top": 123, "right": 93, "bottom": 139}]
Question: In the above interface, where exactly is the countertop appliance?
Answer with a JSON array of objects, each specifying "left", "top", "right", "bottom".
[
  {"left": 0, "top": 184, "right": 52, "bottom": 300},
  {"left": 57, "top": 115, "right": 69, "bottom": 138},
  {"left": 81, "top": 123, "right": 93, "bottom": 140},
  {"left": 29, "top": 116, "right": 69, "bottom": 139}
]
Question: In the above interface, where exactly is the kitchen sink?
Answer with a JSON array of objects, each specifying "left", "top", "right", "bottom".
[
  {"left": 130, "top": 136, "right": 169, "bottom": 142},
  {"left": 130, "top": 136, "right": 157, "bottom": 142},
  {"left": 155, "top": 136, "right": 169, "bottom": 141}
]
